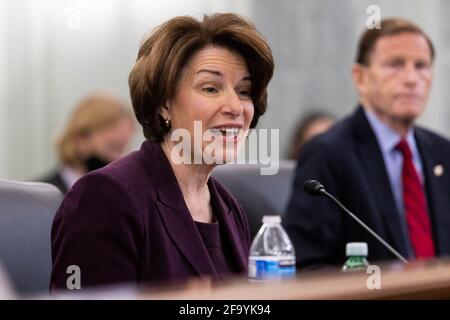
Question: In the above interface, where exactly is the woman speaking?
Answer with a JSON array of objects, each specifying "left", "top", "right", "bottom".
[{"left": 50, "top": 13, "right": 274, "bottom": 290}]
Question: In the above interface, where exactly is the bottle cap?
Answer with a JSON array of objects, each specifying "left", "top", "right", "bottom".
[
  {"left": 346, "top": 242, "right": 368, "bottom": 257},
  {"left": 262, "top": 215, "right": 281, "bottom": 224}
]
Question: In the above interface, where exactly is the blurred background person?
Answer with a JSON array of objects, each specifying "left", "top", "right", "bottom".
[
  {"left": 38, "top": 93, "right": 135, "bottom": 194},
  {"left": 288, "top": 111, "right": 335, "bottom": 160}
]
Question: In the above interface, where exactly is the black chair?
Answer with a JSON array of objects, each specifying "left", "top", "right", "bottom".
[
  {"left": 0, "top": 180, "right": 62, "bottom": 296},
  {"left": 212, "top": 160, "right": 296, "bottom": 240}
]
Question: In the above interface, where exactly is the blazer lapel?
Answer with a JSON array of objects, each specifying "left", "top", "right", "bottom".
[
  {"left": 209, "top": 179, "right": 247, "bottom": 272},
  {"left": 140, "top": 141, "right": 217, "bottom": 278},
  {"left": 351, "top": 107, "right": 410, "bottom": 257},
  {"left": 156, "top": 201, "right": 218, "bottom": 278},
  {"left": 415, "top": 129, "right": 450, "bottom": 255}
]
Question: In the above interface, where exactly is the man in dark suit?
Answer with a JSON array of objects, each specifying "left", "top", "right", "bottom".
[{"left": 284, "top": 18, "right": 450, "bottom": 268}]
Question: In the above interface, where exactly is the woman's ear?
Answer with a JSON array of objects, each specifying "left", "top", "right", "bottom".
[{"left": 159, "top": 103, "right": 170, "bottom": 121}]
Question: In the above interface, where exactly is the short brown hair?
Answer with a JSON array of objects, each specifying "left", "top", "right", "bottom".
[
  {"left": 356, "top": 18, "right": 435, "bottom": 66},
  {"left": 56, "top": 93, "right": 133, "bottom": 167},
  {"left": 129, "top": 13, "right": 274, "bottom": 141}
]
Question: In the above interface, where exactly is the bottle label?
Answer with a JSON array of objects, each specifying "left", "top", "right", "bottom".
[
  {"left": 248, "top": 256, "right": 296, "bottom": 280},
  {"left": 342, "top": 256, "right": 369, "bottom": 272}
]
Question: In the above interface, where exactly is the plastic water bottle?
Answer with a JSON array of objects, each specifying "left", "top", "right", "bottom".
[
  {"left": 342, "top": 242, "right": 370, "bottom": 272},
  {"left": 248, "top": 215, "right": 296, "bottom": 281}
]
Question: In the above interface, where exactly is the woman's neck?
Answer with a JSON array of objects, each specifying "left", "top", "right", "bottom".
[{"left": 161, "top": 139, "right": 215, "bottom": 223}]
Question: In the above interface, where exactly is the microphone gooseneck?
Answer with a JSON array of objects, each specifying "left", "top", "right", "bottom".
[{"left": 304, "top": 179, "right": 409, "bottom": 264}]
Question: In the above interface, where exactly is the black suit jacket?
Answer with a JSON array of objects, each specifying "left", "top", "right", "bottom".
[
  {"left": 40, "top": 170, "right": 69, "bottom": 194},
  {"left": 284, "top": 107, "right": 450, "bottom": 267}
]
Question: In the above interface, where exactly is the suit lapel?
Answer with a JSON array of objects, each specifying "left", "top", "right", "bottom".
[
  {"left": 156, "top": 201, "right": 218, "bottom": 277},
  {"left": 415, "top": 129, "right": 450, "bottom": 255},
  {"left": 209, "top": 179, "right": 247, "bottom": 271},
  {"left": 351, "top": 107, "right": 409, "bottom": 257},
  {"left": 140, "top": 141, "right": 217, "bottom": 278}
]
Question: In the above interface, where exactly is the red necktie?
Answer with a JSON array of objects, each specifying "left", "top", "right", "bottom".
[{"left": 396, "top": 139, "right": 435, "bottom": 259}]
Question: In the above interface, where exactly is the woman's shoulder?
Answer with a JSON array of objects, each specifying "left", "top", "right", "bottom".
[
  {"left": 66, "top": 149, "right": 157, "bottom": 211},
  {"left": 99, "top": 149, "right": 151, "bottom": 187},
  {"left": 53, "top": 152, "right": 152, "bottom": 238}
]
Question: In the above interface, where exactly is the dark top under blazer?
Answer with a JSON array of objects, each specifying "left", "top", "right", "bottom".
[
  {"left": 284, "top": 107, "right": 450, "bottom": 268},
  {"left": 50, "top": 141, "right": 251, "bottom": 290}
]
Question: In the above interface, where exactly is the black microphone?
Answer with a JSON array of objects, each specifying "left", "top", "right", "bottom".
[
  {"left": 304, "top": 179, "right": 409, "bottom": 264},
  {"left": 304, "top": 180, "right": 326, "bottom": 196}
]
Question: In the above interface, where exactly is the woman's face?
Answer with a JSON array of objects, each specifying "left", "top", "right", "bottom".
[
  {"left": 77, "top": 117, "right": 135, "bottom": 165},
  {"left": 162, "top": 46, "right": 254, "bottom": 165}
]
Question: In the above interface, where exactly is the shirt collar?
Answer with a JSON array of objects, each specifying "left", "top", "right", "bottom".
[{"left": 363, "top": 107, "right": 416, "bottom": 154}]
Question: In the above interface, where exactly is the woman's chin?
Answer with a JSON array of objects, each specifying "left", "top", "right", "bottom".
[{"left": 201, "top": 146, "right": 239, "bottom": 165}]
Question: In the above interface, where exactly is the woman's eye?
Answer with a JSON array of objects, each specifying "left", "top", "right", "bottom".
[
  {"left": 238, "top": 89, "right": 251, "bottom": 98},
  {"left": 202, "top": 87, "right": 218, "bottom": 94}
]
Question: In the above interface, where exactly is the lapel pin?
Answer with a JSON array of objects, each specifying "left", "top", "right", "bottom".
[{"left": 434, "top": 164, "right": 444, "bottom": 177}]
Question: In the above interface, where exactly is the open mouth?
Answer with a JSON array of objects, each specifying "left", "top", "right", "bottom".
[
  {"left": 210, "top": 127, "right": 240, "bottom": 136},
  {"left": 209, "top": 126, "right": 242, "bottom": 143}
]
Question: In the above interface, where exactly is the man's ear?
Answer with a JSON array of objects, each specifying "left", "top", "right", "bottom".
[{"left": 351, "top": 63, "right": 367, "bottom": 97}]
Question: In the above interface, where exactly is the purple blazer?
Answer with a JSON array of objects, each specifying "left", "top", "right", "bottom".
[{"left": 50, "top": 141, "right": 250, "bottom": 291}]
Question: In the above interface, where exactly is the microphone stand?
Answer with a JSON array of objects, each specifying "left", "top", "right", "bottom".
[{"left": 323, "top": 190, "right": 409, "bottom": 264}]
